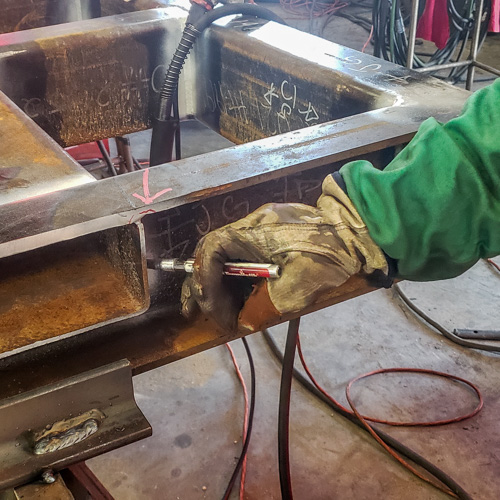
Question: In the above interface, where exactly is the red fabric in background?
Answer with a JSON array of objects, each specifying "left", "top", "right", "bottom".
[
  {"left": 489, "top": 0, "right": 500, "bottom": 32},
  {"left": 416, "top": 0, "right": 500, "bottom": 48},
  {"left": 416, "top": 0, "right": 450, "bottom": 49},
  {"left": 65, "top": 140, "right": 110, "bottom": 161}
]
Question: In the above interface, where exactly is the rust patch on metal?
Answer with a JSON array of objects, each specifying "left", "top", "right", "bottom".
[{"left": 0, "top": 251, "right": 143, "bottom": 354}]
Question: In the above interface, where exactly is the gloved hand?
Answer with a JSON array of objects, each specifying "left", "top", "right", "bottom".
[{"left": 181, "top": 175, "right": 389, "bottom": 331}]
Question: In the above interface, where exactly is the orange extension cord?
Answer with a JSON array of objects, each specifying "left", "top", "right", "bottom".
[
  {"left": 226, "top": 343, "right": 250, "bottom": 500},
  {"left": 296, "top": 334, "right": 483, "bottom": 497}
]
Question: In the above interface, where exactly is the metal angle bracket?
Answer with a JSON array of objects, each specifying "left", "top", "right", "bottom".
[{"left": 0, "top": 359, "right": 152, "bottom": 491}]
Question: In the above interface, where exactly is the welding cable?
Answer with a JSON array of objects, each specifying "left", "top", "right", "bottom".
[
  {"left": 278, "top": 318, "right": 301, "bottom": 500},
  {"left": 173, "top": 90, "right": 182, "bottom": 162},
  {"left": 263, "top": 329, "right": 474, "bottom": 500},
  {"left": 132, "top": 156, "right": 143, "bottom": 170},
  {"left": 222, "top": 337, "right": 256, "bottom": 500},
  {"left": 281, "top": 0, "right": 350, "bottom": 21},
  {"left": 322, "top": 10, "right": 373, "bottom": 37},
  {"left": 394, "top": 283, "right": 500, "bottom": 353},
  {"left": 225, "top": 342, "right": 250, "bottom": 500},
  {"left": 486, "top": 258, "right": 500, "bottom": 273},
  {"left": 371, "top": 0, "right": 491, "bottom": 73},
  {"left": 344, "top": 368, "right": 481, "bottom": 497},
  {"left": 297, "top": 337, "right": 482, "bottom": 426},
  {"left": 150, "top": 4, "right": 286, "bottom": 166},
  {"left": 303, "top": 341, "right": 481, "bottom": 497},
  {"left": 361, "top": 25, "right": 374, "bottom": 52}
]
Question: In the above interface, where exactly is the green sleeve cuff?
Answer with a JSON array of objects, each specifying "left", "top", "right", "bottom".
[{"left": 340, "top": 79, "right": 500, "bottom": 281}]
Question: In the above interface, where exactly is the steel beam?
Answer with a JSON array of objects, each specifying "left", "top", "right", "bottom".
[
  {"left": 0, "top": 7, "right": 470, "bottom": 407},
  {"left": 0, "top": 8, "right": 470, "bottom": 149},
  {"left": 0, "top": 8, "right": 191, "bottom": 147}
]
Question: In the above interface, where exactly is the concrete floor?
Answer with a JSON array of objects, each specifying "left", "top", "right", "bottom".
[{"left": 88, "top": 5, "right": 500, "bottom": 499}]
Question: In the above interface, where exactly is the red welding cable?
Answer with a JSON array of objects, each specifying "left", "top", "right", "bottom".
[
  {"left": 345, "top": 370, "right": 480, "bottom": 497},
  {"left": 486, "top": 258, "right": 500, "bottom": 273},
  {"left": 226, "top": 343, "right": 250, "bottom": 500},
  {"left": 362, "top": 24, "right": 374, "bottom": 52},
  {"left": 296, "top": 336, "right": 483, "bottom": 426},
  {"left": 296, "top": 334, "right": 483, "bottom": 497}
]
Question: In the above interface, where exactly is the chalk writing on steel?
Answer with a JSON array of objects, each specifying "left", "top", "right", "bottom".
[{"left": 132, "top": 168, "right": 172, "bottom": 205}]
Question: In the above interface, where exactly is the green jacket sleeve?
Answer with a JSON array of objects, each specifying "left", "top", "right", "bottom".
[{"left": 340, "top": 79, "right": 500, "bottom": 281}]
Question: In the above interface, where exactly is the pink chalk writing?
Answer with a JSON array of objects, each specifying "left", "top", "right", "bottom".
[{"left": 132, "top": 168, "right": 172, "bottom": 205}]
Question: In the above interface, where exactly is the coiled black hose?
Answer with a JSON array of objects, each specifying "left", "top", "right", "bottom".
[{"left": 149, "top": 4, "right": 286, "bottom": 166}]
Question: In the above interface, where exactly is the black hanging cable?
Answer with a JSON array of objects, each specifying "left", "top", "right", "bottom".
[
  {"left": 222, "top": 337, "right": 256, "bottom": 500},
  {"left": 394, "top": 283, "right": 500, "bottom": 353},
  {"left": 263, "top": 329, "right": 473, "bottom": 499},
  {"left": 173, "top": 90, "right": 181, "bottom": 161},
  {"left": 371, "top": 0, "right": 491, "bottom": 74},
  {"left": 149, "top": 3, "right": 286, "bottom": 166},
  {"left": 278, "top": 318, "right": 301, "bottom": 500}
]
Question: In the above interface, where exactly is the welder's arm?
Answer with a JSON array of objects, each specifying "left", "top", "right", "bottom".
[
  {"left": 181, "top": 176, "right": 389, "bottom": 331},
  {"left": 182, "top": 80, "right": 500, "bottom": 331},
  {"left": 340, "top": 79, "right": 500, "bottom": 281}
]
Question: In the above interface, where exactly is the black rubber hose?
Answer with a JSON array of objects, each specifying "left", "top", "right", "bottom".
[
  {"left": 96, "top": 140, "right": 117, "bottom": 176},
  {"left": 194, "top": 3, "right": 285, "bottom": 31},
  {"left": 278, "top": 318, "right": 300, "bottom": 500},
  {"left": 394, "top": 283, "right": 500, "bottom": 353},
  {"left": 150, "top": 4, "right": 285, "bottom": 166},
  {"left": 158, "top": 4, "right": 285, "bottom": 121},
  {"left": 263, "top": 329, "right": 473, "bottom": 500}
]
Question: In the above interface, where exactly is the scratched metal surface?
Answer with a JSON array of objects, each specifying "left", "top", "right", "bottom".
[
  {"left": 0, "top": 90, "right": 94, "bottom": 205},
  {"left": 196, "top": 21, "right": 398, "bottom": 142},
  {"left": 0, "top": 7, "right": 469, "bottom": 396},
  {"left": 0, "top": 89, "right": 467, "bottom": 259},
  {"left": 0, "top": 0, "right": 176, "bottom": 33},
  {"left": 0, "top": 7, "right": 190, "bottom": 147},
  {"left": 0, "top": 0, "right": 58, "bottom": 33},
  {"left": 0, "top": 7, "right": 468, "bottom": 150}
]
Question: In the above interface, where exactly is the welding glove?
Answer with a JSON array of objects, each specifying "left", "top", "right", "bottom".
[{"left": 181, "top": 175, "right": 389, "bottom": 331}]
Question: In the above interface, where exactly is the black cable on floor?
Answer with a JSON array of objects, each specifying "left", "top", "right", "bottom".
[
  {"left": 222, "top": 337, "right": 256, "bottom": 500},
  {"left": 263, "top": 329, "right": 473, "bottom": 499},
  {"left": 278, "top": 318, "right": 300, "bottom": 500},
  {"left": 394, "top": 283, "right": 500, "bottom": 353}
]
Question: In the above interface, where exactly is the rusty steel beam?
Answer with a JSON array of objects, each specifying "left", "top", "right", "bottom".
[
  {"left": 0, "top": 0, "right": 57, "bottom": 34},
  {"left": 0, "top": 109, "right": 463, "bottom": 398},
  {"left": 196, "top": 21, "right": 397, "bottom": 143},
  {"left": 0, "top": 0, "right": 167, "bottom": 34},
  {"left": 0, "top": 7, "right": 469, "bottom": 150},
  {"left": 0, "top": 6, "right": 470, "bottom": 401},
  {"left": 0, "top": 8, "right": 190, "bottom": 147}
]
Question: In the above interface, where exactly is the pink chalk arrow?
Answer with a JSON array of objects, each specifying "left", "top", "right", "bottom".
[{"left": 132, "top": 168, "right": 172, "bottom": 205}]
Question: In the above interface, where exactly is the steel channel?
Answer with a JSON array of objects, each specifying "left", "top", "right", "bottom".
[
  {"left": 0, "top": 90, "right": 94, "bottom": 206},
  {"left": 0, "top": 7, "right": 470, "bottom": 400},
  {"left": 0, "top": 360, "right": 151, "bottom": 490}
]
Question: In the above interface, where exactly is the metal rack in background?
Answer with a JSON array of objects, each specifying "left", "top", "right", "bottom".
[{"left": 406, "top": 0, "right": 500, "bottom": 89}]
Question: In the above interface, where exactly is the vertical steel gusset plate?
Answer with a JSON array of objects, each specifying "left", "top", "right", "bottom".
[{"left": 0, "top": 359, "right": 151, "bottom": 490}]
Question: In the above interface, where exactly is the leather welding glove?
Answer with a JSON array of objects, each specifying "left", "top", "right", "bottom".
[{"left": 181, "top": 175, "right": 389, "bottom": 331}]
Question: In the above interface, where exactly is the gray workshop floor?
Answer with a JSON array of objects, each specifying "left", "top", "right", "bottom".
[{"left": 88, "top": 6, "right": 500, "bottom": 500}]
